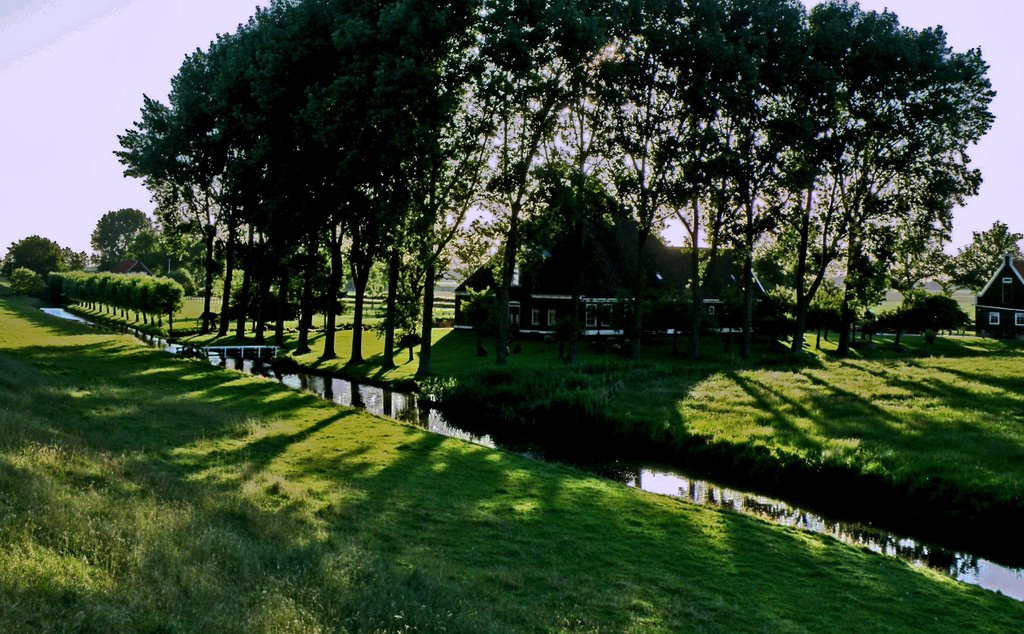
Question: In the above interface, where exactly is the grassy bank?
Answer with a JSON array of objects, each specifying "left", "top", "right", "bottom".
[
  {"left": 3, "top": 298, "right": 1024, "bottom": 631},
  {"left": 68, "top": 301, "right": 1024, "bottom": 554}
]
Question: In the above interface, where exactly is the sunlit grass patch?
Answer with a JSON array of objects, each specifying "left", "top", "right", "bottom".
[{"left": 4, "top": 296, "right": 1024, "bottom": 631}]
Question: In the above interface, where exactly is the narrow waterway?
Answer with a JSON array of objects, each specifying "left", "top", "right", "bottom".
[{"left": 40, "top": 307, "right": 1024, "bottom": 601}]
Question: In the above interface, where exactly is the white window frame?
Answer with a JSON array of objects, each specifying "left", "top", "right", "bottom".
[
  {"left": 547, "top": 308, "right": 556, "bottom": 325},
  {"left": 585, "top": 304, "right": 597, "bottom": 328},
  {"left": 1016, "top": 313, "right": 1024, "bottom": 327},
  {"left": 989, "top": 312, "right": 1001, "bottom": 326},
  {"left": 707, "top": 305, "right": 716, "bottom": 316},
  {"left": 531, "top": 308, "right": 540, "bottom": 326}
]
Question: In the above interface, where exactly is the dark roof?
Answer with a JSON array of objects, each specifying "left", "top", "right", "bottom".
[
  {"left": 457, "top": 217, "right": 752, "bottom": 299},
  {"left": 110, "top": 259, "right": 153, "bottom": 275}
]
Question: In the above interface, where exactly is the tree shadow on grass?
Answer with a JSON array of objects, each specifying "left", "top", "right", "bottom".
[
  {"left": 3, "top": 307, "right": 1024, "bottom": 630},
  {"left": 723, "top": 371, "right": 818, "bottom": 450}
]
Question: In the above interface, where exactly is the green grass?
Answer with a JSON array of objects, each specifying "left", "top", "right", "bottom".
[
  {"left": 144, "top": 295, "right": 454, "bottom": 334},
  {"left": 875, "top": 288, "right": 977, "bottom": 318},
  {"left": 72, "top": 300, "right": 1024, "bottom": 496},
  {"left": 3, "top": 297, "right": 1024, "bottom": 631}
]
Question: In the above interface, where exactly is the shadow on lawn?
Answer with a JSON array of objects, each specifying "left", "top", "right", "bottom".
[{"left": 3, "top": 309, "right": 1023, "bottom": 630}]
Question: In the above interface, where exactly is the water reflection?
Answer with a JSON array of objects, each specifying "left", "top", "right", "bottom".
[
  {"left": 219, "top": 355, "right": 495, "bottom": 448},
  {"left": 623, "top": 469, "right": 1022, "bottom": 598},
  {"left": 38, "top": 306, "right": 1024, "bottom": 601}
]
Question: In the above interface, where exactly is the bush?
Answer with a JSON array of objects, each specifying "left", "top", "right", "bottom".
[
  {"left": 9, "top": 267, "right": 44, "bottom": 297},
  {"left": 166, "top": 269, "right": 197, "bottom": 296}
]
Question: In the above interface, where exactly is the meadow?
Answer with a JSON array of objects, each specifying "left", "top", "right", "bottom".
[
  {"left": 3, "top": 296, "right": 1024, "bottom": 631},
  {"left": 69, "top": 296, "right": 1024, "bottom": 555}
]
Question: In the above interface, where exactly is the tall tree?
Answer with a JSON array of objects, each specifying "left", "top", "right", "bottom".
[
  {"left": 480, "top": 0, "right": 567, "bottom": 365},
  {"left": 948, "top": 220, "right": 1024, "bottom": 292},
  {"left": 2, "top": 235, "right": 64, "bottom": 278},
  {"left": 663, "top": 0, "right": 736, "bottom": 360},
  {"left": 367, "top": 0, "right": 486, "bottom": 377},
  {"left": 90, "top": 208, "right": 156, "bottom": 270},
  {"left": 117, "top": 49, "right": 228, "bottom": 334},
  {"left": 601, "top": 0, "right": 689, "bottom": 360},
  {"left": 715, "top": 0, "right": 806, "bottom": 358},
  {"left": 808, "top": 1, "right": 993, "bottom": 355}
]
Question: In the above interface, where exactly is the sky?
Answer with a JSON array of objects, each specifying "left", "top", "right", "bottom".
[{"left": 0, "top": 0, "right": 1020, "bottom": 259}]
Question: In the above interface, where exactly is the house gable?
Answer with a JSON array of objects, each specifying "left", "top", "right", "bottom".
[
  {"left": 975, "top": 254, "right": 1024, "bottom": 338},
  {"left": 977, "top": 255, "right": 1024, "bottom": 300},
  {"left": 110, "top": 259, "right": 153, "bottom": 276},
  {"left": 453, "top": 216, "right": 759, "bottom": 334}
]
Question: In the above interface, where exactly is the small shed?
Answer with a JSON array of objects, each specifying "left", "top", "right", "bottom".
[{"left": 975, "top": 254, "right": 1024, "bottom": 338}]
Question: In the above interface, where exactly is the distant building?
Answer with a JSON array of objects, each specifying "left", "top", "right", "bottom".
[
  {"left": 975, "top": 254, "right": 1024, "bottom": 338},
  {"left": 454, "top": 218, "right": 762, "bottom": 336},
  {"left": 109, "top": 259, "right": 153, "bottom": 276}
]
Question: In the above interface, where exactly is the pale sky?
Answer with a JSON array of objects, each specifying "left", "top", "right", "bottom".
[{"left": 0, "top": 0, "right": 1020, "bottom": 259}]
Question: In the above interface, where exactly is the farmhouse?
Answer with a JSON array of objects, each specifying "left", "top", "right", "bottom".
[
  {"left": 454, "top": 219, "right": 761, "bottom": 336},
  {"left": 109, "top": 259, "right": 153, "bottom": 275},
  {"left": 975, "top": 254, "right": 1024, "bottom": 338}
]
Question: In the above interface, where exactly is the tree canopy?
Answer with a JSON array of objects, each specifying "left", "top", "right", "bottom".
[
  {"left": 114, "top": 0, "right": 994, "bottom": 362},
  {"left": 3, "top": 235, "right": 67, "bottom": 278}
]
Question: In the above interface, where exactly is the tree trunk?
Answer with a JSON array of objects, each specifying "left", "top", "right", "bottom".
[
  {"left": 201, "top": 224, "right": 216, "bottom": 334},
  {"left": 416, "top": 263, "right": 436, "bottom": 378},
  {"left": 791, "top": 188, "right": 813, "bottom": 355},
  {"left": 234, "top": 225, "right": 254, "bottom": 341},
  {"left": 348, "top": 254, "right": 370, "bottom": 365},
  {"left": 321, "top": 225, "right": 343, "bottom": 361},
  {"left": 837, "top": 291, "right": 854, "bottom": 356},
  {"left": 295, "top": 233, "right": 318, "bottom": 355},
  {"left": 568, "top": 292, "right": 580, "bottom": 364},
  {"left": 689, "top": 231, "right": 703, "bottom": 361},
  {"left": 274, "top": 266, "right": 288, "bottom": 348},
  {"left": 629, "top": 229, "right": 649, "bottom": 360},
  {"left": 382, "top": 248, "right": 399, "bottom": 369},
  {"left": 496, "top": 213, "right": 520, "bottom": 366},
  {"left": 740, "top": 199, "right": 755, "bottom": 359},
  {"left": 254, "top": 263, "right": 271, "bottom": 345},
  {"left": 217, "top": 215, "right": 237, "bottom": 337}
]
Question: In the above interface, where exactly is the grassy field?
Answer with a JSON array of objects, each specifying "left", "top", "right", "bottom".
[
  {"left": 70, "top": 299, "right": 1024, "bottom": 543},
  {"left": 3, "top": 297, "right": 1024, "bottom": 631},
  {"left": 875, "top": 288, "right": 976, "bottom": 315},
  {"left": 167, "top": 294, "right": 456, "bottom": 333}
]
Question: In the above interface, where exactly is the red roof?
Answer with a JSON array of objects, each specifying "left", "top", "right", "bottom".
[{"left": 110, "top": 259, "right": 153, "bottom": 275}]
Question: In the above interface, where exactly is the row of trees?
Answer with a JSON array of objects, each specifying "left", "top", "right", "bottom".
[
  {"left": 49, "top": 272, "right": 184, "bottom": 331},
  {"left": 3, "top": 207, "right": 178, "bottom": 282},
  {"left": 1, "top": 235, "right": 88, "bottom": 279},
  {"left": 116, "top": 0, "right": 993, "bottom": 371}
]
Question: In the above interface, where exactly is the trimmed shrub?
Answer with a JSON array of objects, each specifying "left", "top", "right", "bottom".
[{"left": 10, "top": 267, "right": 44, "bottom": 297}]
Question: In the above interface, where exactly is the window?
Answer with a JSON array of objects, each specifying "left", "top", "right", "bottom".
[
  {"left": 531, "top": 308, "right": 540, "bottom": 326},
  {"left": 547, "top": 308, "right": 556, "bottom": 325},
  {"left": 585, "top": 304, "right": 597, "bottom": 327},
  {"left": 989, "top": 312, "right": 1001, "bottom": 326},
  {"left": 1016, "top": 313, "right": 1024, "bottom": 327},
  {"left": 512, "top": 268, "right": 521, "bottom": 286},
  {"left": 707, "top": 305, "right": 716, "bottom": 316}
]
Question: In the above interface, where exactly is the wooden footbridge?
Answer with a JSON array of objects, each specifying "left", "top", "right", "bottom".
[{"left": 176, "top": 344, "right": 280, "bottom": 359}]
